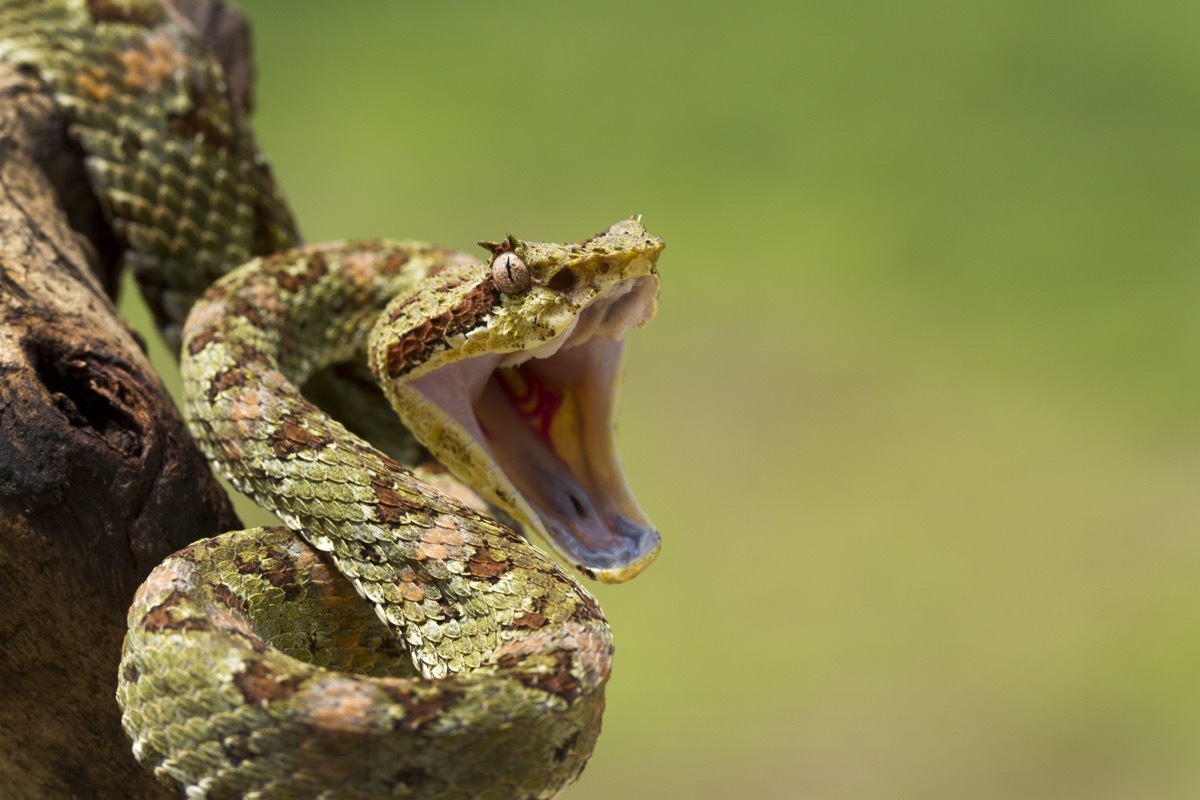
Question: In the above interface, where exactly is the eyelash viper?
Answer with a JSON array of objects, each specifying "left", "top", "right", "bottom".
[{"left": 0, "top": 1, "right": 664, "bottom": 797}]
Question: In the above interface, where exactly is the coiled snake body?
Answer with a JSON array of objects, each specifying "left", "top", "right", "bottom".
[{"left": 1, "top": 2, "right": 663, "bottom": 797}]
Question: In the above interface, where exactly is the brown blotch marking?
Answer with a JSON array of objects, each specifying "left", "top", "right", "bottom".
[
  {"left": 116, "top": 33, "right": 187, "bottom": 94},
  {"left": 467, "top": 546, "right": 510, "bottom": 580},
  {"left": 511, "top": 611, "right": 548, "bottom": 629},
  {"left": 433, "top": 278, "right": 465, "bottom": 294},
  {"left": 234, "top": 545, "right": 304, "bottom": 601},
  {"left": 74, "top": 68, "right": 111, "bottom": 104},
  {"left": 87, "top": 0, "right": 166, "bottom": 26},
  {"left": 380, "top": 249, "right": 411, "bottom": 276},
  {"left": 397, "top": 582, "right": 426, "bottom": 603},
  {"left": 121, "top": 662, "right": 140, "bottom": 685},
  {"left": 385, "top": 294, "right": 418, "bottom": 323},
  {"left": 275, "top": 251, "right": 329, "bottom": 292},
  {"left": 570, "top": 587, "right": 605, "bottom": 623},
  {"left": 503, "top": 650, "right": 582, "bottom": 704},
  {"left": 266, "top": 413, "right": 334, "bottom": 459},
  {"left": 186, "top": 326, "right": 217, "bottom": 356},
  {"left": 511, "top": 596, "right": 548, "bottom": 629},
  {"left": 225, "top": 296, "right": 265, "bottom": 330},
  {"left": 384, "top": 280, "right": 498, "bottom": 376},
  {"left": 206, "top": 367, "right": 246, "bottom": 402},
  {"left": 383, "top": 685, "right": 463, "bottom": 733},
  {"left": 239, "top": 343, "right": 270, "bottom": 366},
  {"left": 211, "top": 583, "right": 245, "bottom": 613},
  {"left": 140, "top": 590, "right": 213, "bottom": 633},
  {"left": 383, "top": 334, "right": 427, "bottom": 377},
  {"left": 369, "top": 473, "right": 419, "bottom": 526},
  {"left": 202, "top": 283, "right": 230, "bottom": 303},
  {"left": 234, "top": 660, "right": 304, "bottom": 705}
]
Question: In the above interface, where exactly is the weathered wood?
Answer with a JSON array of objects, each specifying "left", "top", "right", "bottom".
[{"left": 0, "top": 2, "right": 256, "bottom": 795}]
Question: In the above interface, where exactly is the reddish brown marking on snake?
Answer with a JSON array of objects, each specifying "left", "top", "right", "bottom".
[
  {"left": 206, "top": 368, "right": 246, "bottom": 402},
  {"left": 569, "top": 587, "right": 605, "bottom": 623},
  {"left": 87, "top": 0, "right": 166, "bottom": 26},
  {"left": 275, "top": 251, "right": 329, "bottom": 292},
  {"left": 384, "top": 281, "right": 497, "bottom": 376},
  {"left": 140, "top": 591, "right": 213, "bottom": 633},
  {"left": 511, "top": 611, "right": 549, "bottom": 629},
  {"left": 499, "top": 649, "right": 582, "bottom": 703},
  {"left": 382, "top": 685, "right": 464, "bottom": 733},
  {"left": 211, "top": 583, "right": 245, "bottom": 614},
  {"left": 266, "top": 413, "right": 335, "bottom": 459},
  {"left": 233, "top": 660, "right": 304, "bottom": 705},
  {"left": 186, "top": 326, "right": 217, "bottom": 356},
  {"left": 115, "top": 33, "right": 187, "bottom": 95},
  {"left": 369, "top": 472, "right": 420, "bottom": 525},
  {"left": 511, "top": 596, "right": 549, "bottom": 629},
  {"left": 466, "top": 547, "right": 510, "bottom": 580},
  {"left": 73, "top": 67, "right": 111, "bottom": 104},
  {"left": 433, "top": 278, "right": 466, "bottom": 295},
  {"left": 380, "top": 249, "right": 411, "bottom": 276},
  {"left": 223, "top": 296, "right": 265, "bottom": 330},
  {"left": 234, "top": 544, "right": 304, "bottom": 601}
]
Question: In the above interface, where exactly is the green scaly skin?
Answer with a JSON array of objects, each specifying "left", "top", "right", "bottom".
[
  {"left": 1, "top": 1, "right": 664, "bottom": 797},
  {"left": 0, "top": 0, "right": 298, "bottom": 347}
]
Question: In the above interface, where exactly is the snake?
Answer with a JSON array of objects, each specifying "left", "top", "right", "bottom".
[{"left": 0, "top": 2, "right": 664, "bottom": 797}]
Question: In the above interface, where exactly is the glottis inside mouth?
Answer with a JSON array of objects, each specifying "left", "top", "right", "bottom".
[{"left": 410, "top": 275, "right": 661, "bottom": 582}]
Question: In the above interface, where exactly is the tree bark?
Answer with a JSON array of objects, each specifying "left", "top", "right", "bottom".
[{"left": 0, "top": 2, "right": 256, "bottom": 797}]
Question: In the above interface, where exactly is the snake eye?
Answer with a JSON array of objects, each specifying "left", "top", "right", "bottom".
[{"left": 492, "top": 252, "right": 531, "bottom": 294}]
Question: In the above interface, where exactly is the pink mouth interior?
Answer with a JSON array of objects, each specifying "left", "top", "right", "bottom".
[{"left": 410, "top": 276, "right": 660, "bottom": 575}]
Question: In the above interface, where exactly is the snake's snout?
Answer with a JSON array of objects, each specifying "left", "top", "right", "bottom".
[{"left": 563, "top": 513, "right": 660, "bottom": 585}]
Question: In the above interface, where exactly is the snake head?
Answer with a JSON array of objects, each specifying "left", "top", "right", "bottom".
[{"left": 373, "top": 217, "right": 663, "bottom": 583}]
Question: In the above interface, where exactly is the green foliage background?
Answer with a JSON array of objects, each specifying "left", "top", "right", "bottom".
[{"left": 126, "top": 2, "right": 1200, "bottom": 797}]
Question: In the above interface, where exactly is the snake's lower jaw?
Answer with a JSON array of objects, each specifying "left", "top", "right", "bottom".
[
  {"left": 496, "top": 334, "right": 661, "bottom": 585},
  {"left": 563, "top": 517, "right": 661, "bottom": 584}
]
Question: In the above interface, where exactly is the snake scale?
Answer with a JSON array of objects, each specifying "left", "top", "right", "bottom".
[{"left": 0, "top": 1, "right": 664, "bottom": 797}]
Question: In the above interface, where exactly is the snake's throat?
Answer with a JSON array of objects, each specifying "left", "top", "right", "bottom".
[{"left": 410, "top": 275, "right": 660, "bottom": 583}]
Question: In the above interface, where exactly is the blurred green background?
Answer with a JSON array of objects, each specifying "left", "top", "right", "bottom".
[{"left": 122, "top": 1, "right": 1200, "bottom": 797}]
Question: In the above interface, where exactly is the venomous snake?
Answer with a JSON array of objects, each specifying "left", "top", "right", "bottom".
[{"left": 1, "top": 2, "right": 663, "bottom": 797}]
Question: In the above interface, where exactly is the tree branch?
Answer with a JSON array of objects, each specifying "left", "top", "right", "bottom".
[{"left": 0, "top": 2, "right": 258, "bottom": 795}]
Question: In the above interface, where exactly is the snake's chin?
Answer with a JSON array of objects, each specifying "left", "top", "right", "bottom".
[{"left": 412, "top": 274, "right": 661, "bottom": 583}]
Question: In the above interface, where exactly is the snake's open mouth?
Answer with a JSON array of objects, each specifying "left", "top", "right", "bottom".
[{"left": 410, "top": 272, "right": 661, "bottom": 583}]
